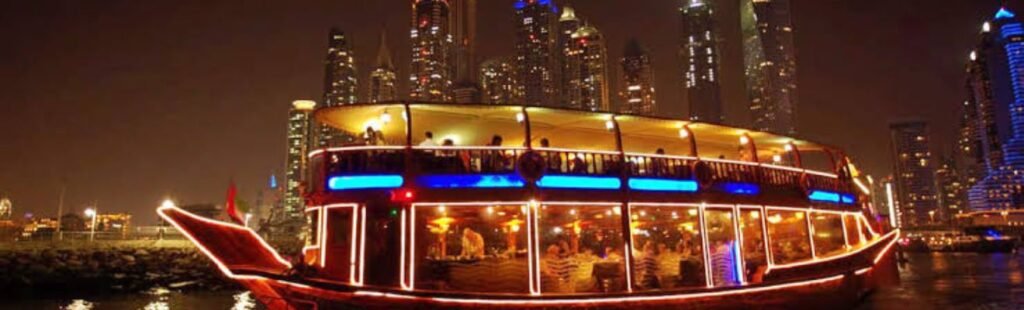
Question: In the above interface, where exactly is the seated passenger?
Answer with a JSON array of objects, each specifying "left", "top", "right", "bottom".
[
  {"left": 542, "top": 244, "right": 576, "bottom": 293},
  {"left": 570, "top": 154, "right": 588, "bottom": 174},
  {"left": 651, "top": 148, "right": 668, "bottom": 176},
  {"left": 710, "top": 241, "right": 738, "bottom": 287},
  {"left": 363, "top": 126, "right": 383, "bottom": 146},
  {"left": 460, "top": 228, "right": 485, "bottom": 259},
  {"left": 638, "top": 242, "right": 661, "bottom": 289}
]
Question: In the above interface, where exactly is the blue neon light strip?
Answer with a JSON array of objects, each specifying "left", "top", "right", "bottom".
[
  {"left": 722, "top": 183, "right": 760, "bottom": 195},
  {"left": 629, "top": 178, "right": 698, "bottom": 192},
  {"left": 419, "top": 174, "right": 525, "bottom": 189},
  {"left": 808, "top": 190, "right": 841, "bottom": 203},
  {"left": 536, "top": 175, "right": 621, "bottom": 190},
  {"left": 840, "top": 194, "right": 856, "bottom": 204},
  {"left": 328, "top": 175, "right": 404, "bottom": 190}
]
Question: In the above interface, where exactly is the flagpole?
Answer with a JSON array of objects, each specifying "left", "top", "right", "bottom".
[{"left": 55, "top": 184, "right": 66, "bottom": 241}]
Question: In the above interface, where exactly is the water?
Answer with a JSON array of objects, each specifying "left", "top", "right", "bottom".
[
  {"left": 3, "top": 252, "right": 1020, "bottom": 309},
  {"left": 859, "top": 252, "right": 1024, "bottom": 309}
]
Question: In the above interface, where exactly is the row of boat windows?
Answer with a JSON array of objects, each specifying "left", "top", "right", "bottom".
[{"left": 304, "top": 203, "right": 876, "bottom": 295}]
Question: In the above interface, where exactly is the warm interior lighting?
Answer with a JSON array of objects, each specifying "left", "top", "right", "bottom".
[
  {"left": 679, "top": 128, "right": 690, "bottom": 138},
  {"left": 516, "top": 112, "right": 526, "bottom": 123},
  {"left": 380, "top": 111, "right": 392, "bottom": 124},
  {"left": 739, "top": 135, "right": 750, "bottom": 145},
  {"left": 605, "top": 120, "right": 615, "bottom": 130},
  {"left": 784, "top": 143, "right": 794, "bottom": 152}
]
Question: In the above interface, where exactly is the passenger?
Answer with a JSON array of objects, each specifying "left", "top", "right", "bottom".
[
  {"left": 710, "top": 241, "right": 737, "bottom": 287},
  {"left": 570, "top": 154, "right": 588, "bottom": 174},
  {"left": 460, "top": 228, "right": 485, "bottom": 259},
  {"left": 419, "top": 131, "right": 437, "bottom": 147},
  {"left": 484, "top": 135, "right": 506, "bottom": 172},
  {"left": 738, "top": 145, "right": 754, "bottom": 162},
  {"left": 542, "top": 244, "right": 575, "bottom": 293},
  {"left": 638, "top": 242, "right": 661, "bottom": 289},
  {"left": 540, "top": 138, "right": 562, "bottom": 172},
  {"left": 651, "top": 148, "right": 668, "bottom": 176}
]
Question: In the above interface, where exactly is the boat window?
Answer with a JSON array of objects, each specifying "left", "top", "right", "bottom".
[
  {"left": 304, "top": 208, "right": 321, "bottom": 266},
  {"left": 811, "top": 213, "right": 846, "bottom": 258},
  {"left": 704, "top": 207, "right": 741, "bottom": 287},
  {"left": 738, "top": 207, "right": 767, "bottom": 284},
  {"left": 321, "top": 206, "right": 356, "bottom": 281},
  {"left": 766, "top": 210, "right": 812, "bottom": 265},
  {"left": 538, "top": 204, "right": 627, "bottom": 294},
  {"left": 629, "top": 205, "right": 706, "bottom": 291},
  {"left": 843, "top": 214, "right": 863, "bottom": 248},
  {"left": 412, "top": 203, "right": 529, "bottom": 294},
  {"left": 859, "top": 217, "right": 877, "bottom": 241}
]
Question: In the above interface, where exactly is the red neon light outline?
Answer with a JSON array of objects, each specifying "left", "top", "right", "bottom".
[{"left": 155, "top": 206, "right": 292, "bottom": 279}]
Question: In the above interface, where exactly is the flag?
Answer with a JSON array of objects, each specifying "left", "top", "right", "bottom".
[{"left": 225, "top": 180, "right": 244, "bottom": 225}]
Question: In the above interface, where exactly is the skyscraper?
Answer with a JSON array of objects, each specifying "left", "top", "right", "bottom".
[
  {"left": 565, "top": 24, "right": 609, "bottom": 112},
  {"left": 557, "top": 5, "right": 582, "bottom": 108},
  {"left": 619, "top": 39, "right": 657, "bottom": 115},
  {"left": 284, "top": 100, "right": 316, "bottom": 222},
  {"left": 369, "top": 29, "right": 398, "bottom": 103},
  {"left": 450, "top": 0, "right": 481, "bottom": 103},
  {"left": 935, "top": 156, "right": 966, "bottom": 217},
  {"left": 889, "top": 121, "right": 943, "bottom": 228},
  {"left": 681, "top": 0, "right": 723, "bottom": 123},
  {"left": 514, "top": 0, "right": 557, "bottom": 106},
  {"left": 323, "top": 28, "right": 359, "bottom": 107},
  {"left": 741, "top": 0, "right": 799, "bottom": 135},
  {"left": 319, "top": 29, "right": 359, "bottom": 147},
  {"left": 410, "top": 0, "right": 453, "bottom": 102},
  {"left": 969, "top": 8, "right": 1024, "bottom": 210},
  {"left": 480, "top": 57, "right": 519, "bottom": 104}
]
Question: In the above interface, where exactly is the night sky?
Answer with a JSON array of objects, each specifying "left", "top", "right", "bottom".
[{"left": 1, "top": 0, "right": 1019, "bottom": 224}]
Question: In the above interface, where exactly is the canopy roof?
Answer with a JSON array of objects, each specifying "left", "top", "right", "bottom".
[{"left": 314, "top": 103, "right": 845, "bottom": 164}]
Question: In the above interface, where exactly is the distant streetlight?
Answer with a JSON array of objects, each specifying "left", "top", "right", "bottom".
[{"left": 84, "top": 207, "right": 97, "bottom": 242}]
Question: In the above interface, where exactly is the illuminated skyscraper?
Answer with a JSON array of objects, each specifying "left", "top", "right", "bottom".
[
  {"left": 680, "top": 0, "right": 723, "bottom": 123},
  {"left": 565, "top": 24, "right": 609, "bottom": 112},
  {"left": 557, "top": 5, "right": 581, "bottom": 108},
  {"left": 619, "top": 39, "right": 656, "bottom": 115},
  {"left": 741, "top": 0, "right": 799, "bottom": 135},
  {"left": 889, "top": 121, "right": 943, "bottom": 228},
  {"left": 410, "top": 0, "right": 453, "bottom": 102},
  {"left": 284, "top": 100, "right": 316, "bottom": 221},
  {"left": 0, "top": 198, "right": 10, "bottom": 220},
  {"left": 969, "top": 8, "right": 1024, "bottom": 210},
  {"left": 935, "top": 156, "right": 966, "bottom": 217},
  {"left": 318, "top": 29, "right": 358, "bottom": 147},
  {"left": 369, "top": 29, "right": 398, "bottom": 103},
  {"left": 323, "top": 28, "right": 359, "bottom": 107},
  {"left": 515, "top": 0, "right": 557, "bottom": 106},
  {"left": 450, "top": 0, "right": 481, "bottom": 103},
  {"left": 480, "top": 56, "right": 519, "bottom": 104}
]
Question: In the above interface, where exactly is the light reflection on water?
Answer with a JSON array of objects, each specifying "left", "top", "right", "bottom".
[
  {"left": 16, "top": 253, "right": 1024, "bottom": 309},
  {"left": 860, "top": 252, "right": 1024, "bottom": 310}
]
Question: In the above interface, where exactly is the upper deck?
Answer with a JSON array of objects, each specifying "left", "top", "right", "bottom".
[{"left": 306, "top": 102, "right": 865, "bottom": 209}]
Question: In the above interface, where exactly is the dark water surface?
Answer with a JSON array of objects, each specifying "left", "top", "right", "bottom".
[
  {"left": 859, "top": 252, "right": 1024, "bottom": 310},
  {"left": 3, "top": 252, "right": 1021, "bottom": 309}
]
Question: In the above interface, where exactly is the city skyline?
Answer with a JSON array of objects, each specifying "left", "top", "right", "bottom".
[{"left": 1, "top": 0, "right": 1018, "bottom": 224}]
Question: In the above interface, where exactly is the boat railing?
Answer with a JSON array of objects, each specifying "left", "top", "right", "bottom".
[{"left": 311, "top": 146, "right": 850, "bottom": 195}]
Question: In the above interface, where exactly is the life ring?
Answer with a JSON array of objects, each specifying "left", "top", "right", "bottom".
[
  {"left": 692, "top": 161, "right": 714, "bottom": 190},
  {"left": 517, "top": 151, "right": 547, "bottom": 183}
]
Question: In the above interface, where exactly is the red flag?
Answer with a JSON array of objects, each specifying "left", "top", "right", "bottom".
[{"left": 225, "top": 180, "right": 244, "bottom": 224}]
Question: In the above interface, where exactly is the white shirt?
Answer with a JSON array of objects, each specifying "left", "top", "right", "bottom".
[{"left": 419, "top": 139, "right": 437, "bottom": 147}]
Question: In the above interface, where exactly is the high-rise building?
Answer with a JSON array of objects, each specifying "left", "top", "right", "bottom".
[
  {"left": 619, "top": 39, "right": 657, "bottom": 115},
  {"left": 935, "top": 156, "right": 967, "bottom": 217},
  {"left": 284, "top": 100, "right": 316, "bottom": 221},
  {"left": 480, "top": 57, "right": 519, "bottom": 104},
  {"left": 514, "top": 0, "right": 557, "bottom": 106},
  {"left": 681, "top": 0, "right": 723, "bottom": 123},
  {"left": 0, "top": 198, "right": 10, "bottom": 220},
  {"left": 565, "top": 24, "right": 609, "bottom": 112},
  {"left": 969, "top": 8, "right": 1024, "bottom": 210},
  {"left": 369, "top": 29, "right": 398, "bottom": 103},
  {"left": 410, "top": 0, "right": 453, "bottom": 102},
  {"left": 741, "top": 0, "right": 799, "bottom": 135},
  {"left": 450, "top": 0, "right": 481, "bottom": 103},
  {"left": 557, "top": 5, "right": 582, "bottom": 108},
  {"left": 889, "top": 121, "right": 943, "bottom": 228},
  {"left": 319, "top": 29, "right": 359, "bottom": 147}
]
